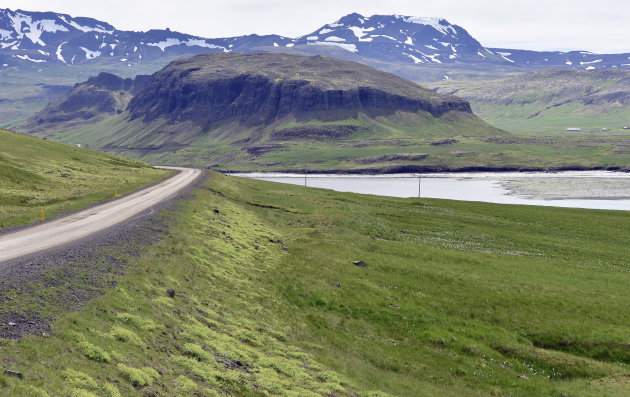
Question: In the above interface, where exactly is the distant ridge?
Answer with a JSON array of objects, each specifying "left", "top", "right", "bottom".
[{"left": 1, "top": 8, "right": 629, "bottom": 71}]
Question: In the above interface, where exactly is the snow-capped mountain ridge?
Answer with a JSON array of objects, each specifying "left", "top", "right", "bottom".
[
  {"left": 1, "top": 8, "right": 629, "bottom": 72},
  {"left": 294, "top": 13, "right": 491, "bottom": 65}
]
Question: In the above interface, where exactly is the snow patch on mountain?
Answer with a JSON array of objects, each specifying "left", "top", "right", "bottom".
[
  {"left": 147, "top": 38, "right": 224, "bottom": 52},
  {"left": 580, "top": 59, "right": 603, "bottom": 65},
  {"left": 406, "top": 54, "right": 422, "bottom": 63},
  {"left": 8, "top": 12, "right": 68, "bottom": 46},
  {"left": 80, "top": 46, "right": 101, "bottom": 59},
  {"left": 397, "top": 15, "right": 455, "bottom": 35},
  {"left": 58, "top": 15, "right": 112, "bottom": 33},
  {"left": 348, "top": 26, "right": 375, "bottom": 41},
  {"left": 16, "top": 54, "right": 46, "bottom": 62},
  {"left": 308, "top": 41, "right": 357, "bottom": 53},
  {"left": 56, "top": 42, "right": 66, "bottom": 63}
]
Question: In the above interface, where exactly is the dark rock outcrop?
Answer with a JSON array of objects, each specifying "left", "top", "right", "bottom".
[
  {"left": 127, "top": 53, "right": 472, "bottom": 130},
  {"left": 27, "top": 72, "right": 150, "bottom": 126}
]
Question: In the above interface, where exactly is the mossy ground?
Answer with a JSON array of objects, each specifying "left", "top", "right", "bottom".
[
  {"left": 0, "top": 128, "right": 169, "bottom": 230},
  {"left": 0, "top": 173, "right": 629, "bottom": 396}
]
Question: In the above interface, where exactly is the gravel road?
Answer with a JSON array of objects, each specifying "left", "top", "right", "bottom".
[{"left": 0, "top": 166, "right": 200, "bottom": 265}]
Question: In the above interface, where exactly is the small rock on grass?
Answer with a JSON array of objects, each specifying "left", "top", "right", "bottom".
[
  {"left": 166, "top": 289, "right": 175, "bottom": 298},
  {"left": 353, "top": 260, "right": 368, "bottom": 267},
  {"left": 518, "top": 374, "right": 529, "bottom": 380},
  {"left": 4, "top": 370, "right": 22, "bottom": 379},
  {"left": 213, "top": 209, "right": 220, "bottom": 214},
  {"left": 330, "top": 282, "right": 341, "bottom": 287},
  {"left": 281, "top": 246, "right": 288, "bottom": 251}
]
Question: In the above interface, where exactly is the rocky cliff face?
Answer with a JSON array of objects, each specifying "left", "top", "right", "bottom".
[
  {"left": 127, "top": 53, "right": 472, "bottom": 130},
  {"left": 28, "top": 72, "right": 149, "bottom": 125}
]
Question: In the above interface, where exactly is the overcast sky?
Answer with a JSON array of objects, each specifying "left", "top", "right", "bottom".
[{"left": 4, "top": 0, "right": 630, "bottom": 53}]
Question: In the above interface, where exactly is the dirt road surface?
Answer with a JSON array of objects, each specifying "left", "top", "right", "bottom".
[{"left": 0, "top": 166, "right": 201, "bottom": 265}]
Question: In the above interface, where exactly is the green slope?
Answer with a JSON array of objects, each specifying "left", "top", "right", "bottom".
[
  {"left": 1, "top": 173, "right": 629, "bottom": 396},
  {"left": 0, "top": 128, "right": 169, "bottom": 229},
  {"left": 17, "top": 53, "right": 517, "bottom": 172},
  {"left": 432, "top": 68, "right": 630, "bottom": 135}
]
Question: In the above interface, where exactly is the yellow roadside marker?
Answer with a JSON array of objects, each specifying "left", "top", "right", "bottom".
[
  {"left": 115, "top": 190, "right": 118, "bottom": 199},
  {"left": 181, "top": 189, "right": 184, "bottom": 198},
  {"left": 41, "top": 207, "right": 45, "bottom": 222}
]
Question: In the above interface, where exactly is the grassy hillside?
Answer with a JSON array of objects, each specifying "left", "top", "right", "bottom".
[
  {"left": 17, "top": 53, "right": 515, "bottom": 172},
  {"left": 26, "top": 110, "right": 630, "bottom": 172},
  {"left": 432, "top": 69, "right": 630, "bottom": 135},
  {"left": 1, "top": 173, "right": 629, "bottom": 395},
  {"left": 0, "top": 58, "right": 184, "bottom": 128},
  {"left": 17, "top": 61, "right": 630, "bottom": 172},
  {"left": 0, "top": 128, "right": 169, "bottom": 230}
]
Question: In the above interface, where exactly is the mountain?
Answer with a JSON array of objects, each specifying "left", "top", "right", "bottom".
[
  {"left": 28, "top": 72, "right": 150, "bottom": 126},
  {"left": 432, "top": 68, "right": 630, "bottom": 133},
  {"left": 291, "top": 12, "right": 498, "bottom": 65},
  {"left": 2, "top": 8, "right": 629, "bottom": 72},
  {"left": 0, "top": 8, "right": 290, "bottom": 68},
  {"left": 18, "top": 52, "right": 505, "bottom": 171}
]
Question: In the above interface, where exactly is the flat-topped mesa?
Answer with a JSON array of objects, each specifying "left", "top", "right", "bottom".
[{"left": 127, "top": 52, "right": 472, "bottom": 128}]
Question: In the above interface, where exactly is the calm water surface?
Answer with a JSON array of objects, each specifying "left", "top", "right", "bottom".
[{"left": 238, "top": 171, "right": 630, "bottom": 211}]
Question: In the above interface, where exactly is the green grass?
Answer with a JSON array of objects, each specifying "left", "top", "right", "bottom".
[
  {"left": 0, "top": 128, "right": 169, "bottom": 230},
  {"left": 0, "top": 173, "right": 629, "bottom": 395},
  {"left": 431, "top": 68, "right": 630, "bottom": 136},
  {"left": 23, "top": 107, "right": 630, "bottom": 172}
]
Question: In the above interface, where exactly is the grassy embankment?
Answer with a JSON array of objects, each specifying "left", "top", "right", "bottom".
[
  {"left": 0, "top": 128, "right": 169, "bottom": 230},
  {"left": 0, "top": 173, "right": 628, "bottom": 396}
]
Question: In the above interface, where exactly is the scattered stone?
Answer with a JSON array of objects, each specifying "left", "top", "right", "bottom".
[
  {"left": 166, "top": 289, "right": 175, "bottom": 298},
  {"left": 353, "top": 260, "right": 368, "bottom": 267},
  {"left": 254, "top": 245, "right": 259, "bottom": 250},
  {"left": 269, "top": 238, "right": 275, "bottom": 243},
  {"left": 213, "top": 209, "right": 220, "bottom": 214},
  {"left": 196, "top": 308, "right": 209, "bottom": 317},
  {"left": 281, "top": 246, "right": 288, "bottom": 251},
  {"left": 389, "top": 304, "right": 400, "bottom": 309},
  {"left": 8, "top": 322, "right": 15, "bottom": 326},
  {"left": 4, "top": 370, "right": 22, "bottom": 379},
  {"left": 330, "top": 282, "right": 341, "bottom": 287},
  {"left": 287, "top": 222, "right": 293, "bottom": 225},
  {"left": 276, "top": 239, "right": 283, "bottom": 244},
  {"left": 518, "top": 374, "right": 529, "bottom": 380}
]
